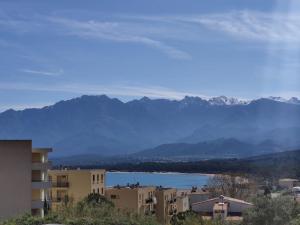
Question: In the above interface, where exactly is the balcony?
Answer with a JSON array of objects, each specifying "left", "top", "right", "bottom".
[
  {"left": 31, "top": 200, "right": 44, "bottom": 209},
  {"left": 32, "top": 199, "right": 51, "bottom": 209},
  {"left": 51, "top": 197, "right": 63, "bottom": 203},
  {"left": 51, "top": 182, "right": 69, "bottom": 188},
  {"left": 51, "top": 196, "right": 69, "bottom": 203},
  {"left": 145, "top": 198, "right": 154, "bottom": 204},
  {"left": 32, "top": 161, "right": 52, "bottom": 170},
  {"left": 168, "top": 198, "right": 177, "bottom": 204},
  {"left": 169, "top": 209, "right": 177, "bottom": 215},
  {"left": 32, "top": 181, "right": 51, "bottom": 189}
]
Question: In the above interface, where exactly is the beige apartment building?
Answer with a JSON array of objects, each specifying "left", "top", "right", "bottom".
[
  {"left": 155, "top": 187, "right": 178, "bottom": 225},
  {"left": 105, "top": 184, "right": 156, "bottom": 215},
  {"left": 49, "top": 169, "right": 105, "bottom": 210},
  {"left": 105, "top": 185, "right": 178, "bottom": 225},
  {"left": 0, "top": 140, "right": 52, "bottom": 220},
  {"left": 176, "top": 195, "right": 189, "bottom": 213}
]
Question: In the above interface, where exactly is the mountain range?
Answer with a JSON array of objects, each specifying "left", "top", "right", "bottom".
[{"left": 1, "top": 94, "right": 300, "bottom": 157}]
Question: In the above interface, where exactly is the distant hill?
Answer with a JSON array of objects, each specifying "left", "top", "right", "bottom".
[
  {"left": 132, "top": 138, "right": 285, "bottom": 160},
  {"left": 1, "top": 95, "right": 300, "bottom": 156},
  {"left": 100, "top": 149, "right": 300, "bottom": 179}
]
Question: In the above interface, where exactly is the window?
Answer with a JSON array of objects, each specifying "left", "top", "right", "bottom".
[
  {"left": 101, "top": 188, "right": 104, "bottom": 195},
  {"left": 101, "top": 174, "right": 104, "bottom": 183},
  {"left": 97, "top": 188, "right": 99, "bottom": 194},
  {"left": 111, "top": 194, "right": 117, "bottom": 199},
  {"left": 93, "top": 189, "right": 95, "bottom": 193},
  {"left": 92, "top": 174, "right": 95, "bottom": 183},
  {"left": 97, "top": 174, "right": 99, "bottom": 183}
]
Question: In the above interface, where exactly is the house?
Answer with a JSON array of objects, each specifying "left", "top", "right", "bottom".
[
  {"left": 106, "top": 185, "right": 178, "bottom": 225},
  {"left": 192, "top": 195, "right": 253, "bottom": 221},
  {"left": 49, "top": 169, "right": 105, "bottom": 210},
  {"left": 292, "top": 187, "right": 300, "bottom": 203},
  {"left": 0, "top": 140, "right": 52, "bottom": 220},
  {"left": 278, "top": 178, "right": 299, "bottom": 189},
  {"left": 105, "top": 184, "right": 156, "bottom": 215}
]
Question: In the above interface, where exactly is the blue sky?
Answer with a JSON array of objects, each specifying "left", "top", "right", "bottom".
[{"left": 1, "top": 0, "right": 300, "bottom": 111}]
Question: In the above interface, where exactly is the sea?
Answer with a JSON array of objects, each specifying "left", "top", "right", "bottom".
[{"left": 106, "top": 171, "right": 211, "bottom": 189}]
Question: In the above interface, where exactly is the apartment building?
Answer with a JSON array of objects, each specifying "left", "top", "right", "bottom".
[
  {"left": 176, "top": 195, "right": 189, "bottom": 213},
  {"left": 49, "top": 169, "right": 105, "bottom": 210},
  {"left": 0, "top": 140, "right": 52, "bottom": 220},
  {"left": 155, "top": 187, "right": 178, "bottom": 225},
  {"left": 105, "top": 184, "right": 156, "bottom": 215},
  {"left": 31, "top": 147, "right": 52, "bottom": 217}
]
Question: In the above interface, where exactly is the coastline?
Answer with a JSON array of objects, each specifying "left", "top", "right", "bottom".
[{"left": 107, "top": 171, "right": 216, "bottom": 177}]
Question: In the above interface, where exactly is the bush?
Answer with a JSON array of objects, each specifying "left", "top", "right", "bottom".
[
  {"left": 3, "top": 196, "right": 159, "bottom": 225},
  {"left": 243, "top": 196, "right": 300, "bottom": 225}
]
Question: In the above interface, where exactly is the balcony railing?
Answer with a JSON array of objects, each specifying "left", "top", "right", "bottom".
[
  {"left": 51, "top": 196, "right": 69, "bottom": 203},
  {"left": 32, "top": 181, "right": 51, "bottom": 189},
  {"left": 168, "top": 198, "right": 177, "bottom": 204},
  {"left": 169, "top": 209, "right": 177, "bottom": 215},
  {"left": 145, "top": 198, "right": 154, "bottom": 204},
  {"left": 51, "top": 182, "right": 69, "bottom": 188},
  {"left": 32, "top": 161, "right": 52, "bottom": 170}
]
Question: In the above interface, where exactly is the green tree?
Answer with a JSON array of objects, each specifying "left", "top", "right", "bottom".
[
  {"left": 3, "top": 194, "right": 160, "bottom": 225},
  {"left": 243, "top": 196, "right": 300, "bottom": 225}
]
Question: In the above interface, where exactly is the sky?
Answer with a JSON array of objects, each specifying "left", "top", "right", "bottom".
[{"left": 1, "top": 0, "right": 300, "bottom": 111}]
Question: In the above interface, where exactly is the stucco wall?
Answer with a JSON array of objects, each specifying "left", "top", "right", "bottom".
[{"left": 0, "top": 140, "right": 32, "bottom": 220}]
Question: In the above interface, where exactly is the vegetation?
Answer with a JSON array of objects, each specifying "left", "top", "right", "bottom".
[
  {"left": 4, "top": 194, "right": 300, "bottom": 225},
  {"left": 3, "top": 194, "right": 159, "bottom": 225},
  {"left": 171, "top": 211, "right": 239, "bottom": 225},
  {"left": 206, "top": 174, "right": 257, "bottom": 200},
  {"left": 242, "top": 196, "right": 300, "bottom": 225}
]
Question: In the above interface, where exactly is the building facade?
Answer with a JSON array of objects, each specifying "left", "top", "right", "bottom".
[
  {"left": 155, "top": 187, "right": 178, "bottom": 225},
  {"left": 176, "top": 195, "right": 189, "bottom": 213},
  {"left": 192, "top": 195, "right": 253, "bottom": 221},
  {"left": 0, "top": 140, "right": 52, "bottom": 220},
  {"left": 49, "top": 169, "right": 105, "bottom": 210},
  {"left": 105, "top": 184, "right": 156, "bottom": 215},
  {"left": 31, "top": 148, "right": 52, "bottom": 217}
]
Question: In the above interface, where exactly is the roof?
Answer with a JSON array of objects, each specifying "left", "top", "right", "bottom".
[
  {"left": 192, "top": 196, "right": 253, "bottom": 206},
  {"left": 279, "top": 178, "right": 299, "bottom": 182},
  {"left": 106, "top": 185, "right": 156, "bottom": 190},
  {"left": 49, "top": 168, "right": 105, "bottom": 174}
]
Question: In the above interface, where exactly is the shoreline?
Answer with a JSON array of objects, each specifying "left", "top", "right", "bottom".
[{"left": 107, "top": 170, "right": 216, "bottom": 177}]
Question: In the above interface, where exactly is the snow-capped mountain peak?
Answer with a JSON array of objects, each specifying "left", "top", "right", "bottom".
[
  {"left": 267, "top": 96, "right": 300, "bottom": 105},
  {"left": 208, "top": 96, "right": 248, "bottom": 105}
]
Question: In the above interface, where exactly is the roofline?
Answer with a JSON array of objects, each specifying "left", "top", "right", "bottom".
[
  {"left": 49, "top": 169, "right": 106, "bottom": 173},
  {"left": 192, "top": 196, "right": 253, "bottom": 206}
]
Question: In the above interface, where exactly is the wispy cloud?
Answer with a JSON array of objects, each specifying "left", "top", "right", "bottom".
[
  {"left": 20, "top": 68, "right": 63, "bottom": 76},
  {"left": 2, "top": 10, "right": 300, "bottom": 59},
  {"left": 48, "top": 17, "right": 191, "bottom": 60},
  {"left": 0, "top": 82, "right": 208, "bottom": 100},
  {"left": 170, "top": 11, "right": 300, "bottom": 43}
]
